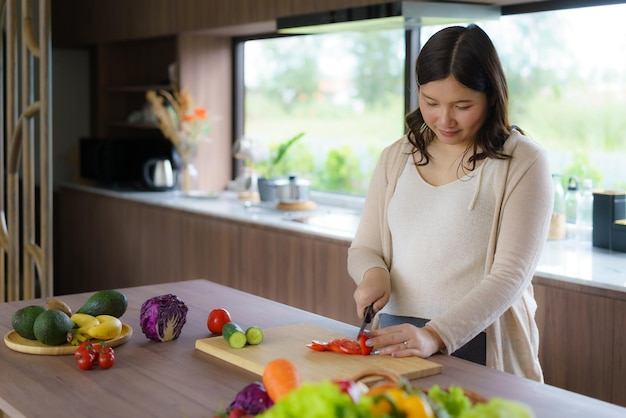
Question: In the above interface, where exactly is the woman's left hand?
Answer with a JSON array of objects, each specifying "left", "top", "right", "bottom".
[{"left": 365, "top": 323, "right": 443, "bottom": 358}]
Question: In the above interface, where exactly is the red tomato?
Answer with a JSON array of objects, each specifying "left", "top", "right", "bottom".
[
  {"left": 358, "top": 333, "right": 372, "bottom": 355},
  {"left": 74, "top": 342, "right": 97, "bottom": 362},
  {"left": 306, "top": 338, "right": 367, "bottom": 355},
  {"left": 99, "top": 345, "right": 114, "bottom": 356},
  {"left": 98, "top": 351, "right": 115, "bottom": 369},
  {"left": 78, "top": 341, "right": 93, "bottom": 351},
  {"left": 76, "top": 352, "right": 94, "bottom": 370},
  {"left": 337, "top": 339, "right": 362, "bottom": 355},
  {"left": 207, "top": 308, "right": 232, "bottom": 334},
  {"left": 306, "top": 341, "right": 329, "bottom": 351}
]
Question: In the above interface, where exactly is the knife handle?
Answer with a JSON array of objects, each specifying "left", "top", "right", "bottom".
[{"left": 363, "top": 304, "right": 374, "bottom": 323}]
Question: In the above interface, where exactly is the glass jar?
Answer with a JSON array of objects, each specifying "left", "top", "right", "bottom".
[
  {"left": 179, "top": 161, "right": 199, "bottom": 193},
  {"left": 564, "top": 177, "right": 580, "bottom": 239},
  {"left": 548, "top": 174, "right": 566, "bottom": 240},
  {"left": 577, "top": 179, "right": 594, "bottom": 243}
]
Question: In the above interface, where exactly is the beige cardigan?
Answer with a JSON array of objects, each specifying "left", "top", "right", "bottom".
[{"left": 348, "top": 130, "right": 552, "bottom": 381}]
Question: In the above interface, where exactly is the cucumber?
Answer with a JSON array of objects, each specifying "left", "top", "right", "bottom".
[
  {"left": 245, "top": 326, "right": 264, "bottom": 345},
  {"left": 222, "top": 322, "right": 247, "bottom": 349}
]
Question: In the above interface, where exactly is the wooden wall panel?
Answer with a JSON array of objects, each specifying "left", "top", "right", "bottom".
[{"left": 178, "top": 35, "right": 232, "bottom": 192}]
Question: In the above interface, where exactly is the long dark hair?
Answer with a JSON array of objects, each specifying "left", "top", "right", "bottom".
[{"left": 405, "top": 24, "right": 515, "bottom": 168}]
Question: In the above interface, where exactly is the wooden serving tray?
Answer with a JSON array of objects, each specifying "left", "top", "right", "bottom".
[
  {"left": 3, "top": 323, "right": 133, "bottom": 355},
  {"left": 195, "top": 323, "right": 442, "bottom": 383}
]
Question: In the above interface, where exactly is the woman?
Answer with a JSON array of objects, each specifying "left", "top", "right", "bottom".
[{"left": 348, "top": 24, "right": 552, "bottom": 381}]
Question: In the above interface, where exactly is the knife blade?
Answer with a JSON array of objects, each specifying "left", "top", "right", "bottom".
[{"left": 357, "top": 303, "right": 374, "bottom": 339}]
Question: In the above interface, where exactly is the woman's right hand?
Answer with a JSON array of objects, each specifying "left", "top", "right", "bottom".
[{"left": 353, "top": 267, "right": 391, "bottom": 320}]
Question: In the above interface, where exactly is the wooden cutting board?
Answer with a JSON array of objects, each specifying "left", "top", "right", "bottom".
[{"left": 195, "top": 323, "right": 442, "bottom": 383}]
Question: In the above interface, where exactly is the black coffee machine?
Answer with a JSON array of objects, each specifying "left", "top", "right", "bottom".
[{"left": 593, "top": 191, "right": 626, "bottom": 252}]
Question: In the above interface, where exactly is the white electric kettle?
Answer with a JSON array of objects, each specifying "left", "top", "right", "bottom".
[{"left": 143, "top": 159, "right": 176, "bottom": 190}]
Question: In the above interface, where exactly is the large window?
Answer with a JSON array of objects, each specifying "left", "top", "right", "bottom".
[
  {"left": 240, "top": 30, "right": 405, "bottom": 196},
  {"left": 239, "top": 3, "right": 626, "bottom": 197}
]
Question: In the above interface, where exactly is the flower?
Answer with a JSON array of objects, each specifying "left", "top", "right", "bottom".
[{"left": 146, "top": 88, "right": 212, "bottom": 163}]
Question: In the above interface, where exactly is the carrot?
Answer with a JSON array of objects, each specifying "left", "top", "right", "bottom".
[{"left": 262, "top": 358, "right": 301, "bottom": 402}]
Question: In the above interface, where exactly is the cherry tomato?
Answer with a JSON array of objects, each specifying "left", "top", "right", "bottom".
[
  {"left": 74, "top": 342, "right": 97, "bottom": 362},
  {"left": 99, "top": 345, "right": 114, "bottom": 356},
  {"left": 98, "top": 351, "right": 115, "bottom": 369},
  {"left": 91, "top": 343, "right": 102, "bottom": 361},
  {"left": 76, "top": 352, "right": 94, "bottom": 370},
  {"left": 207, "top": 308, "right": 232, "bottom": 334},
  {"left": 78, "top": 341, "right": 93, "bottom": 351}
]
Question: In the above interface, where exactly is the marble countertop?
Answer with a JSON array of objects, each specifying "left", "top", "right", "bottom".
[{"left": 63, "top": 183, "right": 626, "bottom": 293}]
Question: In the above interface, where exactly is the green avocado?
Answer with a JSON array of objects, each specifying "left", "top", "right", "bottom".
[
  {"left": 11, "top": 305, "right": 48, "bottom": 340},
  {"left": 33, "top": 309, "right": 75, "bottom": 345},
  {"left": 77, "top": 289, "right": 128, "bottom": 318}
]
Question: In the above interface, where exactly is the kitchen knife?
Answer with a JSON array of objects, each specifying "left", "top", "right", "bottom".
[{"left": 357, "top": 303, "right": 374, "bottom": 339}]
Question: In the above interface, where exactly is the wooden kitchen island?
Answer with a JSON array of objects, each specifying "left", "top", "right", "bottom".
[{"left": 1, "top": 279, "right": 624, "bottom": 418}]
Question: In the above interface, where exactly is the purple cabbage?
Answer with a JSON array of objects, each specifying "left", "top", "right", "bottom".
[
  {"left": 139, "top": 294, "right": 188, "bottom": 342},
  {"left": 228, "top": 382, "right": 274, "bottom": 415}
]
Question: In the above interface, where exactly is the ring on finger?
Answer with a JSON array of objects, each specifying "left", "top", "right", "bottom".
[{"left": 403, "top": 340, "right": 409, "bottom": 347}]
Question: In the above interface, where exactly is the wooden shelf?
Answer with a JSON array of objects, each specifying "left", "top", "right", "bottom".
[
  {"left": 108, "top": 84, "right": 173, "bottom": 93},
  {"left": 108, "top": 121, "right": 160, "bottom": 129},
  {"left": 93, "top": 36, "right": 177, "bottom": 138}
]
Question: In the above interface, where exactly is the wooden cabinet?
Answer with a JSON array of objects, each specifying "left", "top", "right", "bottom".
[
  {"left": 238, "top": 224, "right": 316, "bottom": 312},
  {"left": 56, "top": 187, "right": 626, "bottom": 406},
  {"left": 179, "top": 213, "right": 240, "bottom": 287},
  {"left": 533, "top": 277, "right": 626, "bottom": 407},
  {"left": 313, "top": 239, "right": 355, "bottom": 324},
  {"left": 55, "top": 187, "right": 358, "bottom": 326},
  {"left": 56, "top": 190, "right": 143, "bottom": 293}
]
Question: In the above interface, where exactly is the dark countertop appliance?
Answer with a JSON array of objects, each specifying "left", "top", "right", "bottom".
[
  {"left": 80, "top": 137, "right": 177, "bottom": 191},
  {"left": 593, "top": 190, "right": 626, "bottom": 252}
]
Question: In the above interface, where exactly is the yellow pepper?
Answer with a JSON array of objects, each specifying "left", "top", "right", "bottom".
[{"left": 370, "top": 387, "right": 434, "bottom": 418}]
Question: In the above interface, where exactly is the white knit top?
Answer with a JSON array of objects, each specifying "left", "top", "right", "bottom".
[{"left": 385, "top": 158, "right": 494, "bottom": 320}]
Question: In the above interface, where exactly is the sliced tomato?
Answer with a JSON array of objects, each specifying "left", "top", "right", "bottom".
[
  {"left": 306, "top": 341, "right": 329, "bottom": 351},
  {"left": 307, "top": 337, "right": 371, "bottom": 355},
  {"left": 328, "top": 339, "right": 344, "bottom": 353},
  {"left": 337, "top": 339, "right": 362, "bottom": 355},
  {"left": 358, "top": 333, "right": 372, "bottom": 355}
]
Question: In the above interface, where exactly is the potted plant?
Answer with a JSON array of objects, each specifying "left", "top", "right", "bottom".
[{"left": 256, "top": 132, "right": 305, "bottom": 202}]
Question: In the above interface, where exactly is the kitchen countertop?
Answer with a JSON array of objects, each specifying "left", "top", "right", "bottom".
[
  {"left": 61, "top": 183, "right": 626, "bottom": 293},
  {"left": 2, "top": 279, "right": 625, "bottom": 417}
]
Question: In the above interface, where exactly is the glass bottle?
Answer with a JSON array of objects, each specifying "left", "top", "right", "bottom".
[
  {"left": 564, "top": 177, "right": 580, "bottom": 239},
  {"left": 549, "top": 174, "right": 566, "bottom": 240},
  {"left": 577, "top": 179, "right": 594, "bottom": 243}
]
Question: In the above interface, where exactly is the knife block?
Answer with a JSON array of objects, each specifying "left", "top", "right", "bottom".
[{"left": 593, "top": 191, "right": 626, "bottom": 252}]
